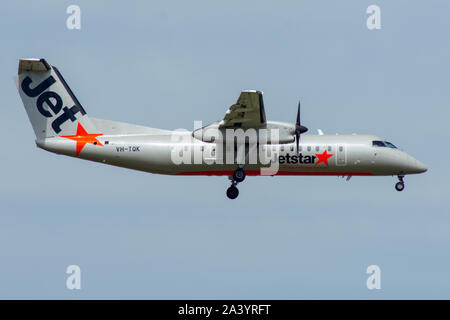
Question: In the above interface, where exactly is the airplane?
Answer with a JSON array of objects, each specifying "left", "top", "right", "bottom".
[{"left": 15, "top": 58, "right": 427, "bottom": 199}]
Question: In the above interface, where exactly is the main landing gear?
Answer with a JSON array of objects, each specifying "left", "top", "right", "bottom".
[
  {"left": 395, "top": 175, "right": 405, "bottom": 192},
  {"left": 226, "top": 167, "right": 246, "bottom": 199}
]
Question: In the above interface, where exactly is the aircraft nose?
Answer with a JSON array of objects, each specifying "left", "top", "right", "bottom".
[
  {"left": 405, "top": 154, "right": 427, "bottom": 174},
  {"left": 399, "top": 153, "right": 427, "bottom": 174},
  {"left": 413, "top": 159, "right": 428, "bottom": 173}
]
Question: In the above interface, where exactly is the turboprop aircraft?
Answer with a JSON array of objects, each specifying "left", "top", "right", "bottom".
[{"left": 16, "top": 58, "right": 427, "bottom": 199}]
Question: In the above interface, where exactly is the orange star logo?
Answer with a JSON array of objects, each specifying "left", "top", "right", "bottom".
[
  {"left": 61, "top": 123, "right": 103, "bottom": 156},
  {"left": 315, "top": 150, "right": 334, "bottom": 166}
]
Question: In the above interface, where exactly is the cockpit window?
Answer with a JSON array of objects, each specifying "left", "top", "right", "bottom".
[
  {"left": 372, "top": 140, "right": 386, "bottom": 147},
  {"left": 372, "top": 140, "right": 398, "bottom": 148},
  {"left": 384, "top": 141, "right": 397, "bottom": 149}
]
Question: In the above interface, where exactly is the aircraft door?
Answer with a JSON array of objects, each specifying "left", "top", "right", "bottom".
[{"left": 336, "top": 144, "right": 346, "bottom": 166}]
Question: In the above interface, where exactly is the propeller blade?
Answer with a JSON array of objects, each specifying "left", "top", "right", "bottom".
[
  {"left": 295, "top": 101, "right": 301, "bottom": 154},
  {"left": 295, "top": 100, "right": 308, "bottom": 154}
]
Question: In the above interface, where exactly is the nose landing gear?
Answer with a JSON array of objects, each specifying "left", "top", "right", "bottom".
[
  {"left": 395, "top": 175, "right": 405, "bottom": 192},
  {"left": 226, "top": 167, "right": 246, "bottom": 199}
]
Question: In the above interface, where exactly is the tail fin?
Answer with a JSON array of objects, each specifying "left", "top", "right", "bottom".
[{"left": 15, "top": 58, "right": 96, "bottom": 140}]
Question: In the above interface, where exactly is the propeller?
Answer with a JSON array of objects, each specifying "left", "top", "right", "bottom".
[{"left": 295, "top": 100, "right": 308, "bottom": 154}]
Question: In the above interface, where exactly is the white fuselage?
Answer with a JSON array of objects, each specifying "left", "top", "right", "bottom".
[
  {"left": 15, "top": 58, "right": 427, "bottom": 199},
  {"left": 37, "top": 121, "right": 427, "bottom": 178}
]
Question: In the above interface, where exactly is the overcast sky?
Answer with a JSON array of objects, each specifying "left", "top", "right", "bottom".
[{"left": 0, "top": 0, "right": 449, "bottom": 299}]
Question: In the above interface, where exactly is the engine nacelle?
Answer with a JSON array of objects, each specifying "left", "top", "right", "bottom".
[{"left": 192, "top": 120, "right": 297, "bottom": 144}]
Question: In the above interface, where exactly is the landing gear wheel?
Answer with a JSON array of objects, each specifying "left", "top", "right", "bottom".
[
  {"left": 233, "top": 168, "right": 246, "bottom": 183},
  {"left": 226, "top": 186, "right": 239, "bottom": 199},
  {"left": 395, "top": 182, "right": 405, "bottom": 192}
]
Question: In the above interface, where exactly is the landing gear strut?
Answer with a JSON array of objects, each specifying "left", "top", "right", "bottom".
[
  {"left": 226, "top": 167, "right": 246, "bottom": 199},
  {"left": 395, "top": 175, "right": 405, "bottom": 192}
]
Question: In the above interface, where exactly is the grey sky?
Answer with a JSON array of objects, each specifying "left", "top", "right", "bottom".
[{"left": 0, "top": 0, "right": 449, "bottom": 298}]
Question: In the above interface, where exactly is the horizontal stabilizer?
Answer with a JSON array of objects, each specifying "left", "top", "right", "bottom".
[{"left": 18, "top": 58, "right": 51, "bottom": 74}]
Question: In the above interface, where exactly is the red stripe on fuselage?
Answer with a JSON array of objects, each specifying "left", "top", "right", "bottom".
[{"left": 175, "top": 170, "right": 374, "bottom": 176}]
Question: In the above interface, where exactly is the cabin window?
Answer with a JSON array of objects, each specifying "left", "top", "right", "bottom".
[
  {"left": 372, "top": 140, "right": 397, "bottom": 148},
  {"left": 307, "top": 146, "right": 311, "bottom": 152},
  {"left": 385, "top": 141, "right": 397, "bottom": 149},
  {"left": 290, "top": 145, "right": 294, "bottom": 152},
  {"left": 105, "top": 141, "right": 109, "bottom": 145},
  {"left": 327, "top": 146, "right": 331, "bottom": 152},
  {"left": 339, "top": 146, "right": 343, "bottom": 152},
  {"left": 372, "top": 140, "right": 386, "bottom": 147},
  {"left": 281, "top": 146, "right": 284, "bottom": 152},
  {"left": 315, "top": 146, "right": 319, "bottom": 152}
]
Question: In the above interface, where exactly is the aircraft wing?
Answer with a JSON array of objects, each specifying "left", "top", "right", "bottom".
[{"left": 220, "top": 90, "right": 266, "bottom": 128}]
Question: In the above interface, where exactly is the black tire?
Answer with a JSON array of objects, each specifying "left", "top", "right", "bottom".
[
  {"left": 233, "top": 168, "right": 246, "bottom": 183},
  {"left": 395, "top": 182, "right": 405, "bottom": 192},
  {"left": 226, "top": 186, "right": 239, "bottom": 199}
]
